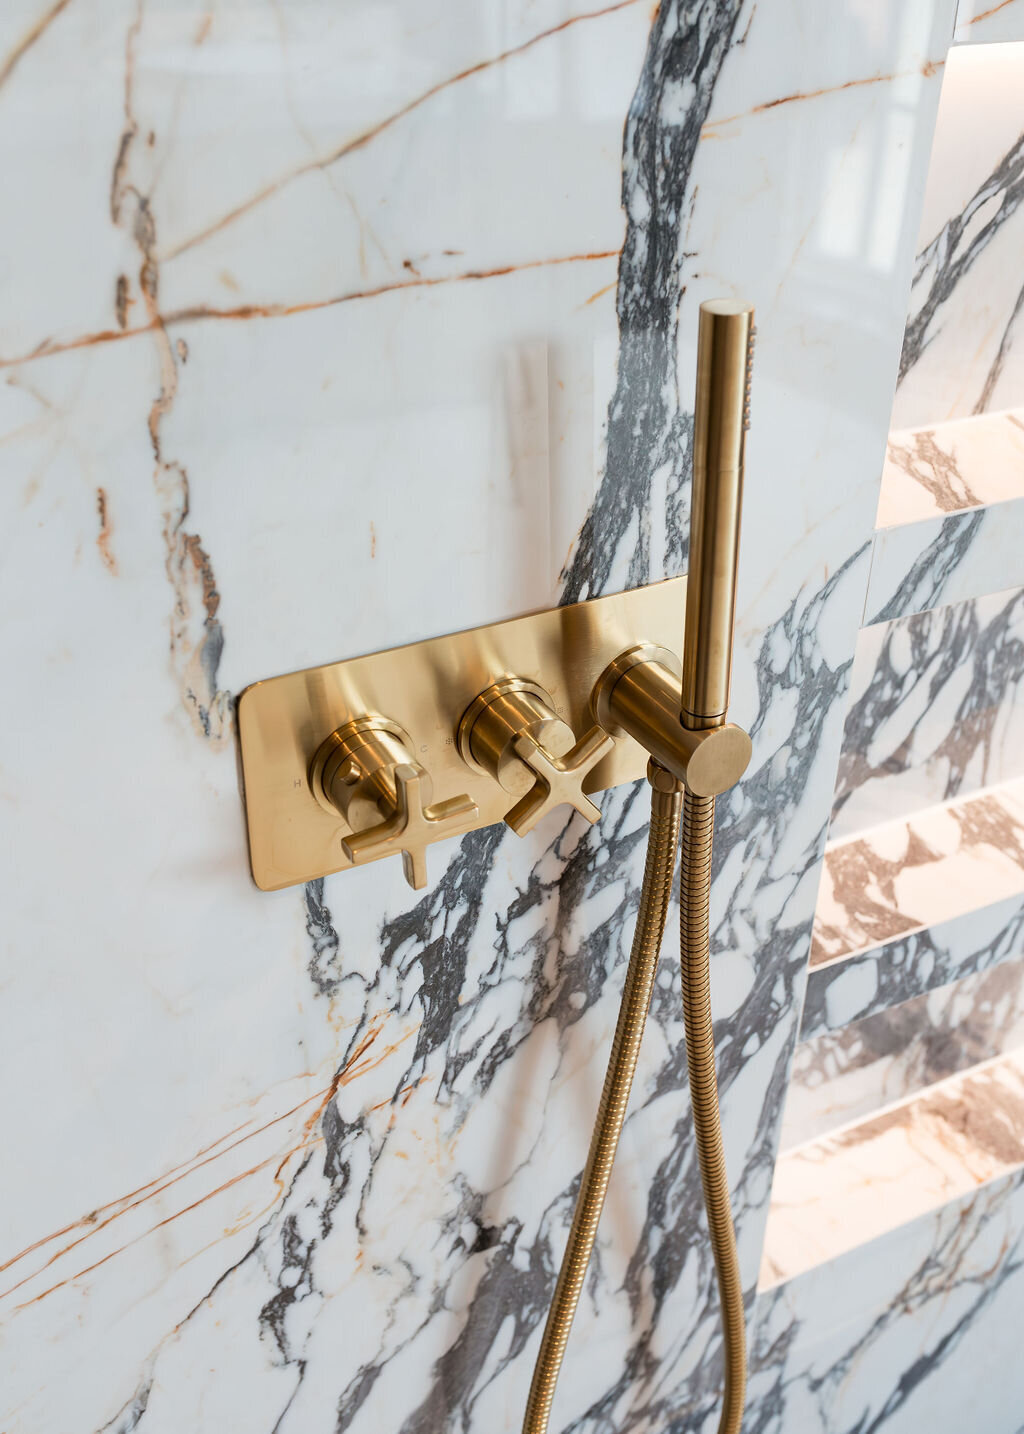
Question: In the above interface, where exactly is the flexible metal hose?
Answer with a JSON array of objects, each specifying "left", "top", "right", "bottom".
[
  {"left": 522, "top": 780, "right": 746, "bottom": 1434},
  {"left": 522, "top": 777, "right": 682, "bottom": 1434},
  {"left": 679, "top": 790, "right": 745, "bottom": 1434}
]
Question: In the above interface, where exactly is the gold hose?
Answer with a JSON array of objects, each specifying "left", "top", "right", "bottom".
[
  {"left": 522, "top": 774, "right": 682, "bottom": 1434},
  {"left": 522, "top": 778, "right": 746, "bottom": 1434},
  {"left": 679, "top": 790, "right": 745, "bottom": 1434}
]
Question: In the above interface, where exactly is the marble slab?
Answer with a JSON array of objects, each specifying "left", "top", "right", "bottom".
[
  {"left": 802, "top": 887, "right": 1024, "bottom": 1037},
  {"left": 783, "top": 959, "right": 1024, "bottom": 1148},
  {"left": 747, "top": 1159, "right": 1024, "bottom": 1431},
  {"left": 877, "top": 408, "right": 1024, "bottom": 526},
  {"left": 0, "top": 2, "right": 959, "bottom": 1432},
  {"left": 954, "top": 0, "right": 1024, "bottom": 43},
  {"left": 761, "top": 1046, "right": 1024, "bottom": 1287},
  {"left": 865, "top": 502, "right": 1024, "bottom": 624},
  {"left": 893, "top": 42, "right": 1024, "bottom": 429},
  {"left": 866, "top": 408, "right": 1024, "bottom": 624},
  {"left": 832, "top": 585, "right": 1024, "bottom": 839},
  {"left": 815, "top": 777, "right": 1024, "bottom": 966}
]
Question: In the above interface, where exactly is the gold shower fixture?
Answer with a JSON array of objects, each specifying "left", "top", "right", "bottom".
[{"left": 236, "top": 297, "right": 755, "bottom": 1434}]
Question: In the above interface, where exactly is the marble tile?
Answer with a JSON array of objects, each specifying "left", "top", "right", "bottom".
[
  {"left": 761, "top": 1047, "right": 1024, "bottom": 1288},
  {"left": 783, "top": 960, "right": 1024, "bottom": 1148},
  {"left": 893, "top": 42, "right": 1024, "bottom": 429},
  {"left": 747, "top": 1160, "right": 1024, "bottom": 1432},
  {"left": 815, "top": 777, "right": 1024, "bottom": 965},
  {"left": 954, "top": 0, "right": 1024, "bottom": 43},
  {"left": 0, "top": 2, "right": 959, "bottom": 1432},
  {"left": 877, "top": 408, "right": 1024, "bottom": 526},
  {"left": 802, "top": 888, "right": 1024, "bottom": 1036},
  {"left": 832, "top": 586, "right": 1024, "bottom": 838},
  {"left": 865, "top": 501, "right": 1024, "bottom": 623},
  {"left": 865, "top": 408, "right": 1024, "bottom": 623}
]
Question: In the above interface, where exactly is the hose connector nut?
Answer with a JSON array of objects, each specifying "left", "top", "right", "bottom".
[{"left": 647, "top": 759, "right": 683, "bottom": 794}]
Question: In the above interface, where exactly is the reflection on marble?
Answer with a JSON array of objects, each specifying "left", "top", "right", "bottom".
[
  {"left": 0, "top": 1, "right": 958, "bottom": 1431},
  {"left": 747, "top": 1160, "right": 1024, "bottom": 1431},
  {"left": 761, "top": 1046, "right": 1024, "bottom": 1287},
  {"left": 832, "top": 586, "right": 1024, "bottom": 837},
  {"left": 802, "top": 888, "right": 1024, "bottom": 1036},
  {"left": 783, "top": 960, "right": 1024, "bottom": 1148},
  {"left": 815, "top": 777, "right": 1024, "bottom": 965},
  {"left": 894, "top": 43, "right": 1024, "bottom": 428}
]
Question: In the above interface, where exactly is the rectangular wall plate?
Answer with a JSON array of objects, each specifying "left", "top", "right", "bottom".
[{"left": 237, "top": 576, "right": 686, "bottom": 890}]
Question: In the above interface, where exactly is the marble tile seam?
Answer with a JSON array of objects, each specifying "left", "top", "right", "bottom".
[
  {"left": 810, "top": 774, "right": 1024, "bottom": 980},
  {"left": 877, "top": 407, "right": 1024, "bottom": 530},
  {"left": 783, "top": 957, "right": 1024, "bottom": 1150},
  {"left": 800, "top": 889, "right": 1024, "bottom": 1037},
  {"left": 779, "top": 1041, "right": 1019, "bottom": 1164},
  {"left": 759, "top": 1043, "right": 1024, "bottom": 1290},
  {"left": 821, "top": 768, "right": 1024, "bottom": 861}
]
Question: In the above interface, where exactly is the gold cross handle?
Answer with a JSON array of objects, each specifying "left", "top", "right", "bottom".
[
  {"left": 342, "top": 764, "right": 479, "bottom": 890},
  {"left": 504, "top": 727, "right": 614, "bottom": 837}
]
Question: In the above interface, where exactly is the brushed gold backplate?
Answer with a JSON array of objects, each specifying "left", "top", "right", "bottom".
[{"left": 237, "top": 577, "right": 686, "bottom": 890}]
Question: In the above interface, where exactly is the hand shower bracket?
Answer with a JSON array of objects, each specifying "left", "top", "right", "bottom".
[{"left": 592, "top": 645, "right": 751, "bottom": 797}]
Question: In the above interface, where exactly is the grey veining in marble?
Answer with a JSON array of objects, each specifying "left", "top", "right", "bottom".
[
  {"left": 784, "top": 960, "right": 1024, "bottom": 1148},
  {"left": 832, "top": 586, "right": 1024, "bottom": 839},
  {"left": 747, "top": 1161, "right": 1024, "bottom": 1431},
  {"left": 0, "top": 2, "right": 962, "bottom": 1431},
  {"left": 866, "top": 505, "right": 1024, "bottom": 624},
  {"left": 802, "top": 890, "right": 1024, "bottom": 1038},
  {"left": 898, "top": 133, "right": 1024, "bottom": 400},
  {"left": 894, "top": 43, "right": 1024, "bottom": 428}
]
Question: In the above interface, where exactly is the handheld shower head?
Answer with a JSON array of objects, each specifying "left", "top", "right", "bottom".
[{"left": 681, "top": 299, "right": 755, "bottom": 732}]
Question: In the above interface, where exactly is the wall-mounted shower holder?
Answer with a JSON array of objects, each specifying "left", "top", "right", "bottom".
[{"left": 236, "top": 576, "right": 752, "bottom": 892}]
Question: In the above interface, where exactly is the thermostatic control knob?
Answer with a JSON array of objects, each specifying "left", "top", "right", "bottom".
[
  {"left": 311, "top": 717, "right": 478, "bottom": 890},
  {"left": 457, "top": 679, "right": 614, "bottom": 837}
]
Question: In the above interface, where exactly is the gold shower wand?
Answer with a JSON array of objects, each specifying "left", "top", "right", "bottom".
[
  {"left": 682, "top": 299, "right": 754, "bottom": 732},
  {"left": 676, "top": 298, "right": 754, "bottom": 1434}
]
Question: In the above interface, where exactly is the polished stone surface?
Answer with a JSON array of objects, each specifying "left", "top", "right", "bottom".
[{"left": 0, "top": 3, "right": 987, "bottom": 1432}]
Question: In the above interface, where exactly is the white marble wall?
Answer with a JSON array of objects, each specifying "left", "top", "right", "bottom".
[
  {"left": 955, "top": 0, "right": 1024, "bottom": 49},
  {"left": 893, "top": 38, "right": 1024, "bottom": 430},
  {"left": 1, "top": 3, "right": 960, "bottom": 1432}
]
